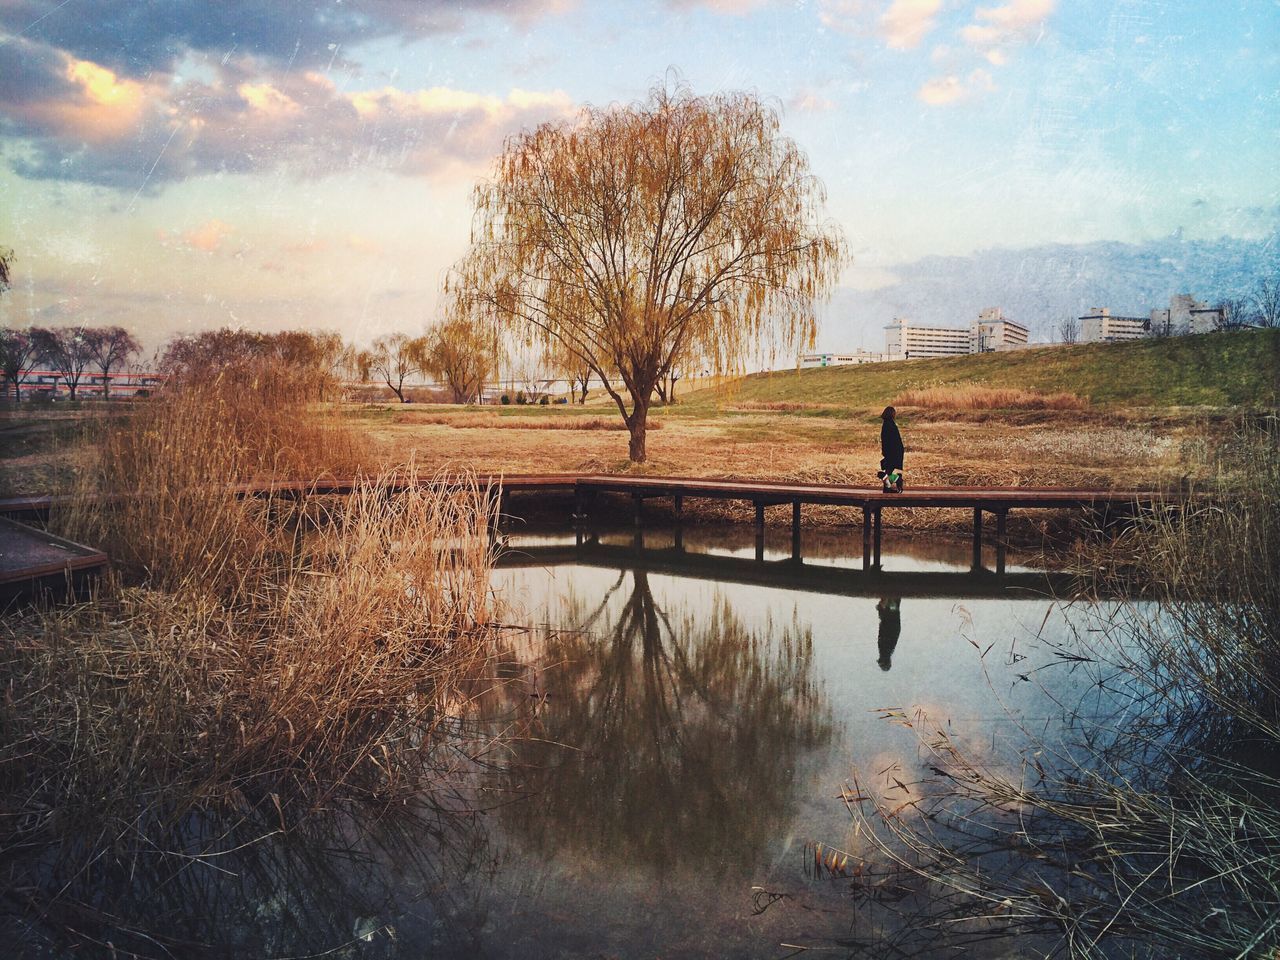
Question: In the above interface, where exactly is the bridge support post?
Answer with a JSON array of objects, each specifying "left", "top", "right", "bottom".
[
  {"left": 755, "top": 502, "right": 766, "bottom": 561},
  {"left": 972, "top": 507, "right": 983, "bottom": 569},
  {"left": 499, "top": 490, "right": 511, "bottom": 527},
  {"left": 674, "top": 494, "right": 683, "bottom": 523},
  {"left": 633, "top": 492, "right": 644, "bottom": 527},
  {"left": 574, "top": 485, "right": 585, "bottom": 523},
  {"left": 862, "top": 506, "right": 872, "bottom": 571},
  {"left": 873, "top": 507, "right": 882, "bottom": 569},
  {"left": 995, "top": 508, "right": 1007, "bottom": 575},
  {"left": 791, "top": 500, "right": 802, "bottom": 561}
]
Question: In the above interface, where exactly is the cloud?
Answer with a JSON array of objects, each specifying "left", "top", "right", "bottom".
[
  {"left": 0, "top": 0, "right": 572, "bottom": 77},
  {"left": 666, "top": 0, "right": 773, "bottom": 12},
  {"left": 880, "top": 0, "right": 942, "bottom": 50},
  {"left": 960, "top": 0, "right": 1055, "bottom": 51},
  {"left": 0, "top": 38, "right": 577, "bottom": 188},
  {"left": 918, "top": 68, "right": 995, "bottom": 106},
  {"left": 180, "top": 219, "right": 234, "bottom": 253},
  {"left": 817, "top": 0, "right": 879, "bottom": 35},
  {"left": 788, "top": 91, "right": 837, "bottom": 113}
]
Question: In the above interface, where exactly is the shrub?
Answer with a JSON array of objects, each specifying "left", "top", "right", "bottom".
[
  {"left": 539, "top": 395, "right": 549, "bottom": 406},
  {"left": 500, "top": 393, "right": 511, "bottom": 405}
]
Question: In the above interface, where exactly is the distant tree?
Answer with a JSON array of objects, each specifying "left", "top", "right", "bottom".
[
  {"left": 1215, "top": 296, "right": 1254, "bottom": 330},
  {"left": 0, "top": 328, "right": 36, "bottom": 402},
  {"left": 32, "top": 326, "right": 95, "bottom": 400},
  {"left": 549, "top": 337, "right": 593, "bottom": 404},
  {"left": 1057, "top": 315, "right": 1080, "bottom": 344},
  {"left": 0, "top": 246, "right": 13, "bottom": 295},
  {"left": 361, "top": 333, "right": 428, "bottom": 403},
  {"left": 424, "top": 316, "right": 495, "bottom": 404},
  {"left": 1255, "top": 274, "right": 1280, "bottom": 328},
  {"left": 654, "top": 368, "right": 680, "bottom": 405},
  {"left": 160, "top": 328, "right": 270, "bottom": 374},
  {"left": 83, "top": 326, "right": 141, "bottom": 399},
  {"left": 447, "top": 83, "right": 845, "bottom": 462},
  {"left": 161, "top": 328, "right": 349, "bottom": 386}
]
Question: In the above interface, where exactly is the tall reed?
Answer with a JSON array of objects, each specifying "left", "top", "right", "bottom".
[
  {"left": 828, "top": 416, "right": 1280, "bottom": 957},
  {"left": 2, "top": 360, "right": 502, "bottom": 944}
]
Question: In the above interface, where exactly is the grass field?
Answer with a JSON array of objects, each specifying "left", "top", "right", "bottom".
[
  {"left": 2, "top": 330, "right": 1275, "bottom": 533},
  {"left": 677, "top": 327, "right": 1280, "bottom": 412}
]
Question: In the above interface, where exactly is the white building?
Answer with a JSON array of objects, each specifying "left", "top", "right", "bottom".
[
  {"left": 884, "top": 318, "right": 971, "bottom": 359},
  {"left": 1150, "top": 294, "right": 1225, "bottom": 336},
  {"left": 969, "top": 307, "right": 1029, "bottom": 352},
  {"left": 799, "top": 349, "right": 894, "bottom": 368},
  {"left": 1080, "top": 307, "right": 1150, "bottom": 343}
]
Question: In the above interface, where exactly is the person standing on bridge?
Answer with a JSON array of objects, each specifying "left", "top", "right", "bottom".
[{"left": 879, "top": 406, "right": 904, "bottom": 493}]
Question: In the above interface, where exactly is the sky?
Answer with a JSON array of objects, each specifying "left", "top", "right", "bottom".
[{"left": 1, "top": 0, "right": 1277, "bottom": 355}]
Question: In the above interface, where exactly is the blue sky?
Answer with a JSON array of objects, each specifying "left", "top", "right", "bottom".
[{"left": 0, "top": 0, "right": 1276, "bottom": 350}]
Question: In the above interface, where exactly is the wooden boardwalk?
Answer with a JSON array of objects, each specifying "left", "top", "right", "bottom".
[
  {"left": 0, "top": 474, "right": 1176, "bottom": 603},
  {"left": 0, "top": 517, "right": 107, "bottom": 608}
]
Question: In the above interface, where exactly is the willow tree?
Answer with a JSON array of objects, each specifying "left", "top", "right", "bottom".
[
  {"left": 424, "top": 314, "right": 495, "bottom": 404},
  {"left": 447, "top": 84, "right": 845, "bottom": 462}
]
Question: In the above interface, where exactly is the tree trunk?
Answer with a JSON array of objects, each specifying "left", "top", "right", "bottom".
[
  {"left": 101, "top": 367, "right": 111, "bottom": 400},
  {"left": 627, "top": 395, "right": 650, "bottom": 463},
  {"left": 390, "top": 381, "right": 406, "bottom": 403}
]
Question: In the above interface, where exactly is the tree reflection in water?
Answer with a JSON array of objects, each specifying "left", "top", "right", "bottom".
[{"left": 498, "top": 567, "right": 833, "bottom": 878}]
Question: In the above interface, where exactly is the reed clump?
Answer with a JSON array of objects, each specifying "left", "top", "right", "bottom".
[
  {"left": 832, "top": 416, "right": 1280, "bottom": 958},
  {"left": 894, "top": 385, "right": 1089, "bottom": 410},
  {"left": 2, "top": 359, "right": 501, "bottom": 932}
]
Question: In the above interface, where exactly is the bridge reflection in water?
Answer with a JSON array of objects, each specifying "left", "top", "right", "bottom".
[{"left": 494, "top": 522, "right": 1101, "bottom": 601}]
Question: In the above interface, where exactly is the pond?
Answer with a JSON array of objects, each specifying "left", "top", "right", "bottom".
[
  {"left": 13, "top": 522, "right": 1142, "bottom": 959},
  {"left": 430, "top": 521, "right": 1127, "bottom": 958}
]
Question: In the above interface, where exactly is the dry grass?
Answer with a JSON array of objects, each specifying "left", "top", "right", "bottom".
[
  {"left": 1, "top": 360, "right": 502, "bottom": 945},
  {"left": 828, "top": 417, "right": 1280, "bottom": 958},
  {"left": 393, "top": 410, "right": 662, "bottom": 431},
  {"left": 894, "top": 385, "right": 1089, "bottom": 410}
]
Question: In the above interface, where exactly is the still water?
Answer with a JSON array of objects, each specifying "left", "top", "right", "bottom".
[
  {"left": 21, "top": 524, "right": 1137, "bottom": 958},
  {"left": 432, "top": 522, "right": 1120, "bottom": 958}
]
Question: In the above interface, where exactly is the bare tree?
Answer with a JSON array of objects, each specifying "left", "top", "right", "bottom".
[
  {"left": 424, "top": 316, "right": 495, "bottom": 404},
  {"left": 160, "top": 328, "right": 349, "bottom": 400},
  {"left": 549, "top": 336, "right": 594, "bottom": 404},
  {"left": 32, "top": 326, "right": 95, "bottom": 400},
  {"left": 447, "top": 82, "right": 844, "bottom": 462},
  {"left": 1255, "top": 274, "right": 1280, "bottom": 328},
  {"left": 0, "top": 246, "right": 12, "bottom": 295},
  {"left": 1215, "top": 296, "right": 1253, "bottom": 330},
  {"left": 1056, "top": 315, "right": 1080, "bottom": 344},
  {"left": 84, "top": 326, "right": 141, "bottom": 399},
  {"left": 360, "top": 333, "right": 427, "bottom": 403},
  {"left": 0, "top": 328, "right": 36, "bottom": 402}
]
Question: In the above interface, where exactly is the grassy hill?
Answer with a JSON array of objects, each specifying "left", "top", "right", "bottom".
[{"left": 681, "top": 328, "right": 1280, "bottom": 411}]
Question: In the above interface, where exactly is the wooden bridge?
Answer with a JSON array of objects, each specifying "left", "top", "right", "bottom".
[{"left": 0, "top": 474, "right": 1176, "bottom": 605}]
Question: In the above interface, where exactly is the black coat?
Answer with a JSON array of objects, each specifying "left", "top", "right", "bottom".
[{"left": 880, "top": 420, "right": 904, "bottom": 471}]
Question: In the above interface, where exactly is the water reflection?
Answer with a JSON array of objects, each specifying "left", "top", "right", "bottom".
[
  {"left": 875, "top": 597, "right": 901, "bottom": 671},
  {"left": 493, "top": 566, "right": 833, "bottom": 878}
]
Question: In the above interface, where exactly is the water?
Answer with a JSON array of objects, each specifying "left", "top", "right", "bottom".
[
  {"left": 14, "top": 524, "right": 1140, "bottom": 958},
  {"left": 445, "top": 523, "right": 1123, "bottom": 958}
]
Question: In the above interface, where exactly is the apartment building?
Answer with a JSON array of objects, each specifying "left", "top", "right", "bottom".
[
  {"left": 1150, "top": 294, "right": 1225, "bottom": 336},
  {"left": 1079, "top": 307, "right": 1149, "bottom": 343},
  {"left": 969, "top": 307, "right": 1029, "bottom": 352},
  {"left": 883, "top": 318, "right": 970, "bottom": 359}
]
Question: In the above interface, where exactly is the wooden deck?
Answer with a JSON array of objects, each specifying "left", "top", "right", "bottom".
[
  {"left": 0, "top": 517, "right": 108, "bottom": 608},
  {"left": 0, "top": 474, "right": 1177, "bottom": 603}
]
